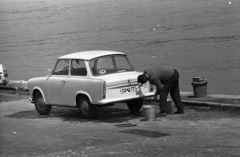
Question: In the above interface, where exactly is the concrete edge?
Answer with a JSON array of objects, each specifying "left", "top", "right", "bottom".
[
  {"left": 0, "top": 86, "right": 17, "bottom": 91},
  {"left": 144, "top": 91, "right": 240, "bottom": 109},
  {"left": 180, "top": 91, "right": 240, "bottom": 99},
  {"left": 0, "top": 86, "right": 29, "bottom": 92},
  {"left": 181, "top": 99, "right": 240, "bottom": 108}
]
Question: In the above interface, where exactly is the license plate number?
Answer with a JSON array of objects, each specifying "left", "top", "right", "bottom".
[{"left": 120, "top": 86, "right": 136, "bottom": 94}]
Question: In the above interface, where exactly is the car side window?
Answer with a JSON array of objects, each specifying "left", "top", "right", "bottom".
[
  {"left": 52, "top": 59, "right": 69, "bottom": 75},
  {"left": 70, "top": 59, "right": 87, "bottom": 76}
]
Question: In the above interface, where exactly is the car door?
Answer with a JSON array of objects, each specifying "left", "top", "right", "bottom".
[
  {"left": 68, "top": 59, "right": 88, "bottom": 106},
  {"left": 46, "top": 59, "right": 69, "bottom": 105}
]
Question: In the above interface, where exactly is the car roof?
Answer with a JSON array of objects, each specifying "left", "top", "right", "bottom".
[{"left": 59, "top": 50, "right": 126, "bottom": 60}]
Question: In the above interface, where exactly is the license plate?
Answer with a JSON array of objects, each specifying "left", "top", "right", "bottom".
[{"left": 120, "top": 86, "right": 137, "bottom": 94}]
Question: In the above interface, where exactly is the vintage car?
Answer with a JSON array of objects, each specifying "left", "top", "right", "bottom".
[
  {"left": 0, "top": 64, "right": 9, "bottom": 86},
  {"left": 28, "top": 51, "right": 155, "bottom": 118}
]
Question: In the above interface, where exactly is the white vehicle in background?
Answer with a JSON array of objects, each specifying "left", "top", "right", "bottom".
[
  {"left": 0, "top": 64, "right": 8, "bottom": 86},
  {"left": 28, "top": 51, "right": 155, "bottom": 118}
]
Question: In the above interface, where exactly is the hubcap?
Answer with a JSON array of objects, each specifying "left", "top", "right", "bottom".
[
  {"left": 37, "top": 97, "right": 45, "bottom": 110},
  {"left": 81, "top": 100, "right": 89, "bottom": 115}
]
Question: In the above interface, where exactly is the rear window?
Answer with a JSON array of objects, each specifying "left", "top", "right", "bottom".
[{"left": 89, "top": 55, "right": 134, "bottom": 76}]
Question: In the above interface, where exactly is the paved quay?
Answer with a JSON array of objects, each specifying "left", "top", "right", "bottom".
[
  {"left": 1, "top": 80, "right": 240, "bottom": 157},
  {"left": 1, "top": 88, "right": 240, "bottom": 156}
]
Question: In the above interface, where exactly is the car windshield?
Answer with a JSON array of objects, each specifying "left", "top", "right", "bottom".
[{"left": 89, "top": 55, "right": 134, "bottom": 76}]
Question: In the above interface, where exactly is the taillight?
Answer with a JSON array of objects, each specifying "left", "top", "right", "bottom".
[
  {"left": 102, "top": 81, "right": 106, "bottom": 99},
  {"left": 149, "top": 84, "right": 154, "bottom": 92}
]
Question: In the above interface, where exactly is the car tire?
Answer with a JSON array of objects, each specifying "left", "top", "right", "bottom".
[
  {"left": 77, "top": 96, "right": 96, "bottom": 118},
  {"left": 34, "top": 92, "right": 52, "bottom": 115},
  {"left": 127, "top": 99, "right": 143, "bottom": 112}
]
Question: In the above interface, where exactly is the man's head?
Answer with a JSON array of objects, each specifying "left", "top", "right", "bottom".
[{"left": 137, "top": 74, "right": 148, "bottom": 87}]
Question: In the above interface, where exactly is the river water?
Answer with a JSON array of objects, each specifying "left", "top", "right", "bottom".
[{"left": 0, "top": 0, "right": 239, "bottom": 95}]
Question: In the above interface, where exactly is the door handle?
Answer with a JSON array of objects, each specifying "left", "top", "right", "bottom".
[{"left": 61, "top": 80, "right": 66, "bottom": 83}]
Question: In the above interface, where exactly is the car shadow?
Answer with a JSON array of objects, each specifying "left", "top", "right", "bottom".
[{"left": 6, "top": 105, "right": 145, "bottom": 123}]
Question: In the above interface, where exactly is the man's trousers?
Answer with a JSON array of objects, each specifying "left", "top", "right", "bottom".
[{"left": 159, "top": 69, "right": 184, "bottom": 113}]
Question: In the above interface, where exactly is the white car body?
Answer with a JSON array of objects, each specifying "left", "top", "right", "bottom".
[
  {"left": 28, "top": 51, "right": 155, "bottom": 118},
  {"left": 0, "top": 64, "right": 8, "bottom": 86}
]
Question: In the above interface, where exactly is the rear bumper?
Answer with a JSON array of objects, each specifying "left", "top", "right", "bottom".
[{"left": 97, "top": 92, "right": 154, "bottom": 104}]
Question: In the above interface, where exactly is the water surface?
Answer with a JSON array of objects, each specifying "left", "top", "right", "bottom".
[{"left": 0, "top": 0, "right": 239, "bottom": 94}]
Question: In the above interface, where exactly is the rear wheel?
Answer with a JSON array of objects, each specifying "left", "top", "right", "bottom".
[
  {"left": 34, "top": 92, "right": 52, "bottom": 115},
  {"left": 127, "top": 99, "right": 143, "bottom": 112},
  {"left": 77, "top": 96, "right": 96, "bottom": 118}
]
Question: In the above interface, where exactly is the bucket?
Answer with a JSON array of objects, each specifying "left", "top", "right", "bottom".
[
  {"left": 165, "top": 98, "right": 175, "bottom": 114},
  {"left": 143, "top": 105, "right": 157, "bottom": 121}
]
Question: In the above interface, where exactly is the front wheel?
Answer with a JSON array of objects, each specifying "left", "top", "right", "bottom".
[
  {"left": 127, "top": 99, "right": 143, "bottom": 112},
  {"left": 34, "top": 92, "right": 52, "bottom": 115},
  {"left": 77, "top": 96, "right": 96, "bottom": 118}
]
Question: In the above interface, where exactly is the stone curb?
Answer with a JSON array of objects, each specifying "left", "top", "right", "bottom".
[
  {"left": 181, "top": 99, "right": 240, "bottom": 109},
  {"left": 0, "top": 86, "right": 17, "bottom": 91},
  {"left": 0, "top": 86, "right": 29, "bottom": 92},
  {"left": 144, "top": 98, "right": 240, "bottom": 109}
]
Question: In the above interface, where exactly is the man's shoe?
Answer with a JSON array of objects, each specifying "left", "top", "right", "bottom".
[
  {"left": 159, "top": 111, "right": 166, "bottom": 114},
  {"left": 174, "top": 111, "right": 184, "bottom": 114},
  {"left": 157, "top": 112, "right": 167, "bottom": 117}
]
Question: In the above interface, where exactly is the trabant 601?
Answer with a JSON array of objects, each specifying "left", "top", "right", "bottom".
[{"left": 28, "top": 51, "right": 155, "bottom": 118}]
